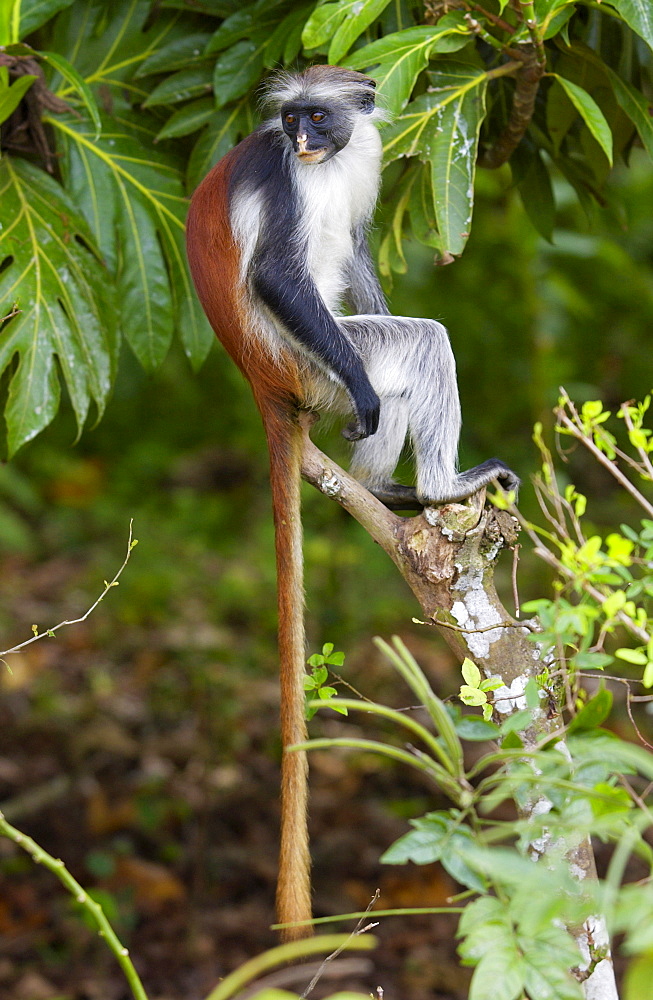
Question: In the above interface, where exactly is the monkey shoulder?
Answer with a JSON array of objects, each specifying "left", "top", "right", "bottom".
[{"left": 227, "top": 129, "right": 291, "bottom": 203}]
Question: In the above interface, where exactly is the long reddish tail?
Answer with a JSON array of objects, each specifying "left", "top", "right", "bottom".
[{"left": 263, "top": 402, "right": 312, "bottom": 940}]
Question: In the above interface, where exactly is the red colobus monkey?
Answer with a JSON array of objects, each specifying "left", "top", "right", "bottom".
[{"left": 186, "top": 65, "right": 518, "bottom": 939}]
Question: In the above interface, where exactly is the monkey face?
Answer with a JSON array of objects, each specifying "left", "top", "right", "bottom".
[{"left": 280, "top": 104, "right": 353, "bottom": 164}]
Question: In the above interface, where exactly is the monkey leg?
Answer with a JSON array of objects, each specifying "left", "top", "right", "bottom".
[
  {"left": 338, "top": 316, "right": 519, "bottom": 504},
  {"left": 340, "top": 316, "right": 460, "bottom": 499},
  {"left": 347, "top": 395, "right": 409, "bottom": 490}
]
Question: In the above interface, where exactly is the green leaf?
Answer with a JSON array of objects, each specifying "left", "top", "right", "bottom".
[
  {"left": 461, "top": 657, "right": 481, "bottom": 688},
  {"left": 41, "top": 50, "right": 102, "bottom": 139},
  {"left": 607, "top": 70, "right": 653, "bottom": 160},
  {"left": 468, "top": 942, "right": 524, "bottom": 1000},
  {"left": 439, "top": 826, "right": 487, "bottom": 892},
  {"left": 17, "top": 0, "right": 75, "bottom": 40},
  {"left": 0, "top": 158, "right": 117, "bottom": 455},
  {"left": 135, "top": 32, "right": 213, "bottom": 77},
  {"left": 501, "top": 730, "right": 523, "bottom": 749},
  {"left": 615, "top": 647, "right": 647, "bottom": 665},
  {"left": 383, "top": 63, "right": 488, "bottom": 257},
  {"left": 0, "top": 73, "right": 37, "bottom": 126},
  {"left": 515, "top": 147, "right": 555, "bottom": 242},
  {"left": 264, "top": 4, "right": 313, "bottom": 69},
  {"left": 205, "top": 1, "right": 285, "bottom": 54},
  {"left": 302, "top": 2, "right": 349, "bottom": 49},
  {"left": 51, "top": 112, "right": 213, "bottom": 371},
  {"left": 460, "top": 686, "right": 487, "bottom": 706},
  {"left": 590, "top": 781, "right": 632, "bottom": 817},
  {"left": 381, "top": 812, "right": 450, "bottom": 865},
  {"left": 624, "top": 952, "right": 653, "bottom": 1000},
  {"left": 328, "top": 0, "right": 394, "bottom": 64},
  {"left": 155, "top": 97, "right": 215, "bottom": 140},
  {"left": 342, "top": 16, "right": 469, "bottom": 115},
  {"left": 212, "top": 39, "right": 266, "bottom": 109},
  {"left": 408, "top": 166, "right": 440, "bottom": 248},
  {"left": 381, "top": 827, "right": 443, "bottom": 865},
  {"left": 550, "top": 74, "right": 613, "bottom": 166},
  {"left": 607, "top": 0, "right": 653, "bottom": 51},
  {"left": 453, "top": 715, "right": 499, "bottom": 740},
  {"left": 500, "top": 710, "right": 532, "bottom": 733},
  {"left": 567, "top": 687, "right": 613, "bottom": 732},
  {"left": 49, "top": 0, "right": 180, "bottom": 87},
  {"left": 186, "top": 101, "right": 253, "bottom": 189},
  {"left": 0, "top": 0, "right": 13, "bottom": 45},
  {"left": 524, "top": 677, "right": 540, "bottom": 709},
  {"left": 381, "top": 811, "right": 486, "bottom": 887},
  {"left": 143, "top": 65, "right": 214, "bottom": 108}
]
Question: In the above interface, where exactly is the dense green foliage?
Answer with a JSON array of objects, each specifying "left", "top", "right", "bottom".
[
  {"left": 1, "top": 0, "right": 652, "bottom": 455},
  {"left": 1, "top": 2, "right": 653, "bottom": 996}
]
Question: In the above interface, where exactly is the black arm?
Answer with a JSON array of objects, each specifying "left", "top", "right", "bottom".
[
  {"left": 345, "top": 224, "right": 390, "bottom": 316},
  {"left": 253, "top": 255, "right": 380, "bottom": 439}
]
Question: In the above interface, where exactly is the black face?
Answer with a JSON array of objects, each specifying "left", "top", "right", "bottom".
[{"left": 280, "top": 103, "right": 354, "bottom": 164}]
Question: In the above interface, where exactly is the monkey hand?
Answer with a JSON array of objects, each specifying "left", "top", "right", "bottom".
[{"left": 341, "top": 387, "right": 380, "bottom": 441}]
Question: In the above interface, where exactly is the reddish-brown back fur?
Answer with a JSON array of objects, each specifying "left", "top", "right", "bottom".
[{"left": 186, "top": 144, "right": 312, "bottom": 939}]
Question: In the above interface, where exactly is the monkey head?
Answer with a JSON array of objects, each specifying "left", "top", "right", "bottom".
[{"left": 264, "top": 65, "right": 379, "bottom": 165}]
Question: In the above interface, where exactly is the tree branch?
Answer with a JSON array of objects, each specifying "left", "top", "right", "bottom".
[{"left": 299, "top": 413, "right": 619, "bottom": 1000}]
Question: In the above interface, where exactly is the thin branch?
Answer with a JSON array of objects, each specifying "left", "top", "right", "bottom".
[
  {"left": 511, "top": 543, "right": 521, "bottom": 618},
  {"left": 300, "top": 890, "right": 381, "bottom": 999},
  {"left": 0, "top": 811, "right": 148, "bottom": 1000},
  {"left": 0, "top": 520, "right": 137, "bottom": 660},
  {"left": 414, "top": 615, "right": 536, "bottom": 634},
  {"left": 556, "top": 392, "right": 653, "bottom": 519}
]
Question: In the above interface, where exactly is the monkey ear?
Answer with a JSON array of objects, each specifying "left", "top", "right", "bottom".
[{"left": 360, "top": 79, "right": 376, "bottom": 113}]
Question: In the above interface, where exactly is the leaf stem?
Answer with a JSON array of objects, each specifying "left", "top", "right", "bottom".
[
  {"left": 0, "top": 811, "right": 149, "bottom": 1000},
  {"left": 1, "top": 520, "right": 137, "bottom": 659}
]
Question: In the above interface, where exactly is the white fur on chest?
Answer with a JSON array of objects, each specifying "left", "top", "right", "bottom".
[{"left": 295, "top": 119, "right": 382, "bottom": 311}]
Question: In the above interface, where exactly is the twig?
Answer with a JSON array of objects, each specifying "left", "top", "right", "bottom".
[
  {"left": 514, "top": 509, "right": 651, "bottom": 644},
  {"left": 0, "top": 811, "right": 148, "bottom": 1000},
  {"left": 511, "top": 543, "right": 521, "bottom": 618},
  {"left": 556, "top": 392, "right": 653, "bottom": 519},
  {"left": 579, "top": 671, "right": 653, "bottom": 752},
  {"left": 414, "top": 616, "right": 536, "bottom": 634},
  {"left": 0, "top": 520, "right": 137, "bottom": 659},
  {"left": 619, "top": 403, "right": 653, "bottom": 479},
  {"left": 300, "top": 890, "right": 381, "bottom": 999}
]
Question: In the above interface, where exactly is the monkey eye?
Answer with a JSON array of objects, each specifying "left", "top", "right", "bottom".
[
  {"left": 284, "top": 113, "right": 296, "bottom": 126},
  {"left": 310, "top": 111, "right": 326, "bottom": 123}
]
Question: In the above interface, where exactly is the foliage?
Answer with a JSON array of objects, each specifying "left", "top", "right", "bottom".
[
  {"left": 521, "top": 390, "right": 653, "bottom": 697},
  {"left": 457, "top": 655, "right": 503, "bottom": 718},
  {"left": 304, "top": 642, "right": 348, "bottom": 719},
  {"left": 0, "top": 0, "right": 652, "bottom": 456},
  {"left": 305, "top": 633, "right": 653, "bottom": 1000},
  {"left": 303, "top": 396, "right": 653, "bottom": 1000}
]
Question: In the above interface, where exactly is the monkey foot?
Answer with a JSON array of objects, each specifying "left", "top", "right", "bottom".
[{"left": 369, "top": 485, "right": 423, "bottom": 510}]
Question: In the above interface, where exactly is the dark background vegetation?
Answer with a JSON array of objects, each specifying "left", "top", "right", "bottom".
[
  {"left": 1, "top": 0, "right": 653, "bottom": 990},
  {"left": 1, "top": 150, "right": 652, "bottom": 998}
]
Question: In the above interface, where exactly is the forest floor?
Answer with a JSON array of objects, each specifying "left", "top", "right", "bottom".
[{"left": 0, "top": 542, "right": 472, "bottom": 1000}]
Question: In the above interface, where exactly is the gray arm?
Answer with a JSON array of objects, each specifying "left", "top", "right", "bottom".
[{"left": 345, "top": 224, "right": 390, "bottom": 316}]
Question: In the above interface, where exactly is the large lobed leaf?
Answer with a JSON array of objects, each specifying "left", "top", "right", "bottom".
[
  {"left": 383, "top": 63, "right": 488, "bottom": 258},
  {"left": 0, "top": 158, "right": 117, "bottom": 456},
  {"left": 608, "top": 0, "right": 653, "bottom": 51},
  {"left": 342, "top": 15, "right": 470, "bottom": 115},
  {"left": 41, "top": 0, "right": 218, "bottom": 371},
  {"left": 50, "top": 112, "right": 213, "bottom": 372}
]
